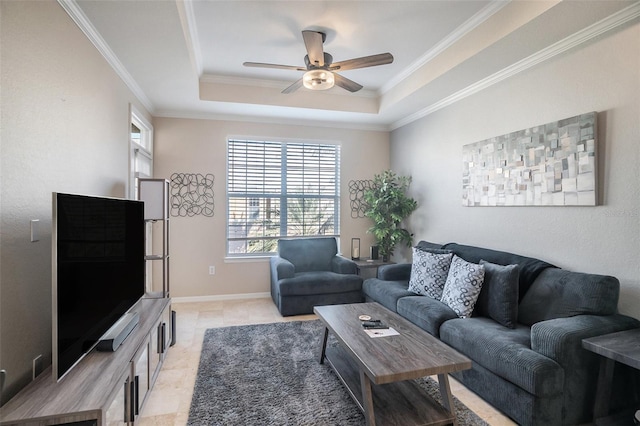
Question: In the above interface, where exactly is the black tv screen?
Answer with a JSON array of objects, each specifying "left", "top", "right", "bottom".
[{"left": 53, "top": 193, "right": 145, "bottom": 380}]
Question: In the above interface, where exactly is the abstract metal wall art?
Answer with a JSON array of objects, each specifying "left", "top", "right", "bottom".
[
  {"left": 462, "top": 112, "right": 597, "bottom": 206},
  {"left": 348, "top": 179, "right": 373, "bottom": 218},
  {"left": 170, "top": 173, "right": 215, "bottom": 217}
]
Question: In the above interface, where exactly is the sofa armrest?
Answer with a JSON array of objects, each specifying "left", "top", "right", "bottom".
[
  {"left": 331, "top": 255, "right": 357, "bottom": 274},
  {"left": 378, "top": 263, "right": 411, "bottom": 281},
  {"left": 270, "top": 256, "right": 295, "bottom": 280},
  {"left": 531, "top": 314, "right": 640, "bottom": 365}
]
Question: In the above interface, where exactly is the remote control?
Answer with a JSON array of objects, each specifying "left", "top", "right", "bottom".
[{"left": 362, "top": 322, "right": 389, "bottom": 329}]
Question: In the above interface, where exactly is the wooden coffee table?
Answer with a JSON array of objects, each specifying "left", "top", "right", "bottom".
[{"left": 314, "top": 302, "right": 472, "bottom": 426}]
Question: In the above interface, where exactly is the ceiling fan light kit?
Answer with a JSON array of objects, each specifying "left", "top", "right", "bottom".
[
  {"left": 244, "top": 30, "right": 393, "bottom": 94},
  {"left": 303, "top": 70, "right": 334, "bottom": 90}
]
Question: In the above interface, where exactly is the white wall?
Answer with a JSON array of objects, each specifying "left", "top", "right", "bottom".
[
  {"left": 0, "top": 0, "right": 151, "bottom": 403},
  {"left": 153, "top": 118, "right": 389, "bottom": 298},
  {"left": 391, "top": 22, "right": 640, "bottom": 318}
]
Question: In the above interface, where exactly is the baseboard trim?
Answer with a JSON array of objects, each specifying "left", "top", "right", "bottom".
[{"left": 172, "top": 292, "right": 271, "bottom": 303}]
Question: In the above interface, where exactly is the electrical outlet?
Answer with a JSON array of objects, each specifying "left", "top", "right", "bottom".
[
  {"left": 32, "top": 355, "right": 43, "bottom": 380},
  {"left": 209, "top": 266, "right": 215, "bottom": 275}
]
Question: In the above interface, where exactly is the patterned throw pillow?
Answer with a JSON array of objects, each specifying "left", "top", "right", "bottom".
[
  {"left": 408, "top": 247, "right": 454, "bottom": 299},
  {"left": 441, "top": 255, "right": 485, "bottom": 318}
]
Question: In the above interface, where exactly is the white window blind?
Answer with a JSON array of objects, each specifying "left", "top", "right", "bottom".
[{"left": 227, "top": 139, "right": 340, "bottom": 255}]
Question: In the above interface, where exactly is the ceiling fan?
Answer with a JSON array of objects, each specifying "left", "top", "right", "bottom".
[{"left": 243, "top": 30, "right": 394, "bottom": 94}]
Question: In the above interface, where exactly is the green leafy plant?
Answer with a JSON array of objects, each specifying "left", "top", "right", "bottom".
[{"left": 363, "top": 170, "right": 418, "bottom": 260}]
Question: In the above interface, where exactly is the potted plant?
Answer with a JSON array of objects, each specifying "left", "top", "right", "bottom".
[{"left": 363, "top": 170, "right": 418, "bottom": 261}]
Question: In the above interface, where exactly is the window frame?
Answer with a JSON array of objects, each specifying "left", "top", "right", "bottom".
[
  {"left": 226, "top": 137, "right": 341, "bottom": 258},
  {"left": 129, "top": 105, "right": 153, "bottom": 200}
]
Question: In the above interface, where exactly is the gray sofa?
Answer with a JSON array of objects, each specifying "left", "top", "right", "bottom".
[
  {"left": 270, "top": 237, "right": 363, "bottom": 316},
  {"left": 363, "top": 241, "right": 640, "bottom": 426}
]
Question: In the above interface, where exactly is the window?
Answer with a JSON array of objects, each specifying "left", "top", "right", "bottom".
[
  {"left": 227, "top": 139, "right": 340, "bottom": 256},
  {"left": 129, "top": 106, "right": 153, "bottom": 199}
]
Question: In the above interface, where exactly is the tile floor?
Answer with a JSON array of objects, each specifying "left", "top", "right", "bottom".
[{"left": 138, "top": 297, "right": 516, "bottom": 425}]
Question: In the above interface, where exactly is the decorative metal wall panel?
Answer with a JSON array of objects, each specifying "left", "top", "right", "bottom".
[
  {"left": 462, "top": 112, "right": 597, "bottom": 206},
  {"left": 348, "top": 179, "right": 373, "bottom": 218},
  {"left": 170, "top": 173, "right": 215, "bottom": 217}
]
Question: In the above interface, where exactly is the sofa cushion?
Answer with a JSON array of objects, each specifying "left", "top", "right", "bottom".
[
  {"left": 440, "top": 255, "right": 485, "bottom": 318},
  {"left": 475, "top": 261, "right": 519, "bottom": 328},
  {"left": 362, "top": 278, "right": 414, "bottom": 313},
  {"left": 440, "top": 317, "right": 564, "bottom": 397},
  {"left": 518, "top": 268, "right": 620, "bottom": 326},
  {"left": 407, "top": 248, "right": 453, "bottom": 299},
  {"left": 278, "top": 271, "right": 362, "bottom": 296},
  {"left": 396, "top": 296, "right": 458, "bottom": 337},
  {"left": 442, "top": 243, "right": 555, "bottom": 301}
]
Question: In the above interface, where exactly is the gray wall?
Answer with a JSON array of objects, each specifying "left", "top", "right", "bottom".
[
  {"left": 390, "top": 21, "right": 640, "bottom": 318},
  {"left": 0, "top": 1, "right": 151, "bottom": 403}
]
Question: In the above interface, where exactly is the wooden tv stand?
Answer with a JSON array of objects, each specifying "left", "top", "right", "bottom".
[{"left": 0, "top": 297, "right": 172, "bottom": 426}]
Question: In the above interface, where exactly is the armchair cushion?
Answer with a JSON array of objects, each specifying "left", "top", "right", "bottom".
[
  {"left": 278, "top": 271, "right": 362, "bottom": 296},
  {"left": 278, "top": 237, "right": 337, "bottom": 272}
]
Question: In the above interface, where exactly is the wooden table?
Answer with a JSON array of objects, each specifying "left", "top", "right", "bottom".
[
  {"left": 314, "top": 302, "right": 471, "bottom": 426},
  {"left": 353, "top": 258, "right": 394, "bottom": 278},
  {"left": 582, "top": 328, "right": 640, "bottom": 425}
]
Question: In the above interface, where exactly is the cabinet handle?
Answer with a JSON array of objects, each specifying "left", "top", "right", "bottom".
[
  {"left": 161, "top": 323, "right": 166, "bottom": 354},
  {"left": 129, "top": 380, "right": 136, "bottom": 422},
  {"left": 134, "top": 375, "right": 140, "bottom": 416},
  {"left": 157, "top": 323, "right": 163, "bottom": 354}
]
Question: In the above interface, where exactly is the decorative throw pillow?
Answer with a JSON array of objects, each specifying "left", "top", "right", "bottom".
[
  {"left": 440, "top": 255, "right": 485, "bottom": 318},
  {"left": 475, "top": 260, "right": 520, "bottom": 328},
  {"left": 408, "top": 247, "right": 453, "bottom": 299}
]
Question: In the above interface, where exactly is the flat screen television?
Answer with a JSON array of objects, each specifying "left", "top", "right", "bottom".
[{"left": 52, "top": 192, "right": 145, "bottom": 381}]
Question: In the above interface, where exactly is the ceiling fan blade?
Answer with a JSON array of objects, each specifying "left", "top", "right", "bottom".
[
  {"left": 243, "top": 62, "right": 306, "bottom": 71},
  {"left": 282, "top": 78, "right": 304, "bottom": 94},
  {"left": 333, "top": 73, "right": 363, "bottom": 92},
  {"left": 330, "top": 53, "right": 394, "bottom": 71},
  {"left": 302, "top": 30, "right": 325, "bottom": 67}
]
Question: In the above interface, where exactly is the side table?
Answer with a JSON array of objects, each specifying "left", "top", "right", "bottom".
[
  {"left": 582, "top": 328, "right": 640, "bottom": 425},
  {"left": 352, "top": 258, "right": 394, "bottom": 279}
]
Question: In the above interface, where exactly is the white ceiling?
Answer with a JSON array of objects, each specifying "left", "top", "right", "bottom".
[{"left": 66, "top": 0, "right": 639, "bottom": 131}]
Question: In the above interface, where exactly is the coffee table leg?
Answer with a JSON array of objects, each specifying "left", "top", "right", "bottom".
[
  {"left": 593, "top": 357, "right": 615, "bottom": 419},
  {"left": 360, "top": 370, "right": 376, "bottom": 426},
  {"left": 319, "top": 327, "right": 329, "bottom": 364},
  {"left": 438, "top": 373, "right": 458, "bottom": 426}
]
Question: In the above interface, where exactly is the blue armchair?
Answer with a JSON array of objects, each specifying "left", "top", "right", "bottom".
[{"left": 270, "top": 237, "right": 364, "bottom": 316}]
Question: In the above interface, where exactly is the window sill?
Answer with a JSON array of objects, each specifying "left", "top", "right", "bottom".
[{"left": 224, "top": 256, "right": 271, "bottom": 263}]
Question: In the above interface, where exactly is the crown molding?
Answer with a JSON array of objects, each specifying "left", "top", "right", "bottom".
[
  {"left": 390, "top": 1, "right": 640, "bottom": 131},
  {"left": 379, "top": 0, "right": 510, "bottom": 95},
  {"left": 57, "top": 0, "right": 155, "bottom": 113},
  {"left": 176, "top": 0, "right": 203, "bottom": 77},
  {"left": 154, "top": 109, "right": 390, "bottom": 132}
]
